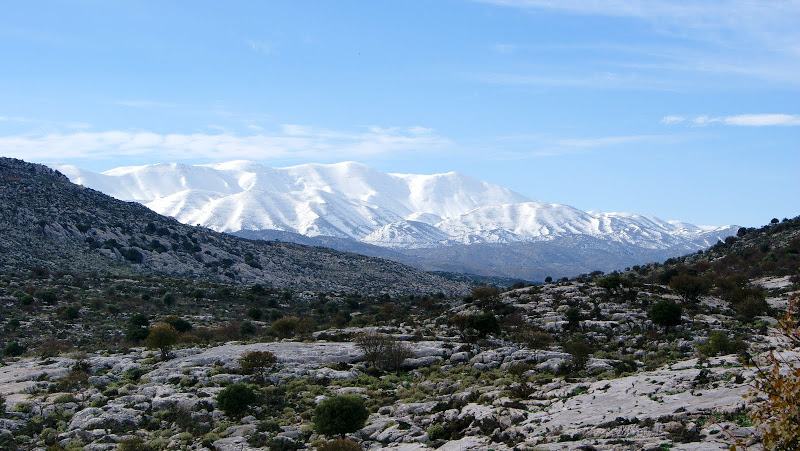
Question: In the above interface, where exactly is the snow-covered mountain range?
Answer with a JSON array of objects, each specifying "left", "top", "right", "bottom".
[{"left": 58, "top": 160, "right": 738, "bottom": 280}]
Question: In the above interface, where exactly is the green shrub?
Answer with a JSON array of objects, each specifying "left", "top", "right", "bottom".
[
  {"left": 240, "top": 320, "right": 257, "bottom": 336},
  {"left": 271, "top": 316, "right": 301, "bottom": 338},
  {"left": 145, "top": 323, "right": 178, "bottom": 360},
  {"left": 426, "top": 423, "right": 447, "bottom": 441},
  {"left": 162, "top": 292, "right": 177, "bottom": 306},
  {"left": 60, "top": 305, "right": 80, "bottom": 320},
  {"left": 562, "top": 336, "right": 593, "bottom": 372},
  {"left": 3, "top": 341, "right": 25, "bottom": 357},
  {"left": 668, "top": 273, "right": 711, "bottom": 301},
  {"left": 313, "top": 395, "right": 369, "bottom": 437},
  {"left": 564, "top": 307, "right": 582, "bottom": 329},
  {"left": 239, "top": 350, "right": 277, "bottom": 382},
  {"left": 471, "top": 286, "right": 500, "bottom": 302},
  {"left": 451, "top": 312, "right": 500, "bottom": 340},
  {"left": 649, "top": 300, "right": 682, "bottom": 330},
  {"left": 727, "top": 287, "right": 769, "bottom": 320},
  {"left": 217, "top": 383, "right": 260, "bottom": 418},
  {"left": 697, "top": 331, "right": 746, "bottom": 357},
  {"left": 162, "top": 316, "right": 192, "bottom": 333},
  {"left": 247, "top": 307, "right": 263, "bottom": 320},
  {"left": 125, "top": 314, "right": 150, "bottom": 342},
  {"left": 513, "top": 327, "right": 553, "bottom": 349}
]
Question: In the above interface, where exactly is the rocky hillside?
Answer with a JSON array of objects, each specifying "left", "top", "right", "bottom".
[
  {"left": 0, "top": 216, "right": 796, "bottom": 450},
  {"left": 0, "top": 158, "right": 468, "bottom": 296}
]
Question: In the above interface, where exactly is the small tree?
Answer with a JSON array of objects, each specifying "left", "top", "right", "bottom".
[
  {"left": 562, "top": 335, "right": 593, "bottom": 373},
  {"left": 239, "top": 350, "right": 277, "bottom": 383},
  {"left": 596, "top": 273, "right": 623, "bottom": 293},
  {"left": 3, "top": 341, "right": 25, "bottom": 357},
  {"left": 668, "top": 273, "right": 711, "bottom": 301},
  {"left": 313, "top": 395, "right": 369, "bottom": 438},
  {"left": 247, "top": 307, "right": 263, "bottom": 320},
  {"left": 355, "top": 333, "right": 412, "bottom": 372},
  {"left": 145, "top": 323, "right": 178, "bottom": 360},
  {"left": 162, "top": 315, "right": 192, "bottom": 333},
  {"left": 271, "top": 316, "right": 301, "bottom": 338},
  {"left": 451, "top": 312, "right": 500, "bottom": 341},
  {"left": 126, "top": 313, "right": 150, "bottom": 342},
  {"left": 217, "top": 383, "right": 260, "bottom": 418},
  {"left": 471, "top": 286, "right": 500, "bottom": 302},
  {"left": 564, "top": 306, "right": 582, "bottom": 330},
  {"left": 697, "top": 331, "right": 745, "bottom": 357},
  {"left": 649, "top": 300, "right": 682, "bottom": 331}
]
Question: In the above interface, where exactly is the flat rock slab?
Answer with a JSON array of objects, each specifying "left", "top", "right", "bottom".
[
  {"left": 526, "top": 359, "right": 750, "bottom": 435},
  {"left": 146, "top": 341, "right": 363, "bottom": 382}
]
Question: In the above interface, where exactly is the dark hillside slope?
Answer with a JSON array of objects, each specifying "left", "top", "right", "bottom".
[
  {"left": 639, "top": 216, "right": 800, "bottom": 281},
  {"left": 0, "top": 158, "right": 468, "bottom": 296}
]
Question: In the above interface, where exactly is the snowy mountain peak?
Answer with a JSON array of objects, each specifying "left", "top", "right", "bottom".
[{"left": 58, "top": 160, "right": 736, "bottom": 253}]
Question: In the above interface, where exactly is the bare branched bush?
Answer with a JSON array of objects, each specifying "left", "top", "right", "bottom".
[
  {"left": 749, "top": 294, "right": 800, "bottom": 449},
  {"left": 355, "top": 332, "right": 412, "bottom": 372}
]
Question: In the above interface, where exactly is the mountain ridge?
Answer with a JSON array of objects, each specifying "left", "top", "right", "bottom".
[
  {"left": 0, "top": 158, "right": 469, "bottom": 295},
  {"left": 58, "top": 160, "right": 738, "bottom": 280},
  {"left": 59, "top": 160, "right": 736, "bottom": 247}
]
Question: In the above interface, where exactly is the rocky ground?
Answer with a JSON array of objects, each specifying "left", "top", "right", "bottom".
[{"left": 1, "top": 273, "right": 796, "bottom": 450}]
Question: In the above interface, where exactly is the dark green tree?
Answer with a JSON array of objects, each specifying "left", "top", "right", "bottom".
[
  {"left": 668, "top": 273, "right": 711, "bottom": 301},
  {"left": 313, "top": 395, "right": 369, "bottom": 437},
  {"left": 217, "top": 383, "right": 260, "bottom": 418},
  {"left": 649, "top": 300, "right": 682, "bottom": 331}
]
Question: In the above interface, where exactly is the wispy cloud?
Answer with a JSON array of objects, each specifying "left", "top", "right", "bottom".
[
  {"left": 491, "top": 133, "right": 671, "bottom": 159},
  {"left": 477, "top": 0, "right": 800, "bottom": 31},
  {"left": 474, "top": 72, "right": 676, "bottom": 90},
  {"left": 0, "top": 125, "right": 449, "bottom": 162},
  {"left": 115, "top": 100, "right": 179, "bottom": 109},
  {"left": 663, "top": 114, "right": 800, "bottom": 127},
  {"left": 491, "top": 43, "right": 518, "bottom": 54},
  {"left": 660, "top": 115, "right": 685, "bottom": 125},
  {"left": 246, "top": 39, "right": 275, "bottom": 55},
  {"left": 476, "top": 0, "right": 800, "bottom": 86}
]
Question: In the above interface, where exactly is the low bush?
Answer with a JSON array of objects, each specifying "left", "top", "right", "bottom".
[
  {"left": 217, "top": 383, "right": 260, "bottom": 418},
  {"left": 697, "top": 331, "right": 746, "bottom": 357},
  {"left": 355, "top": 333, "right": 412, "bottom": 372},
  {"left": 313, "top": 395, "right": 369, "bottom": 437}
]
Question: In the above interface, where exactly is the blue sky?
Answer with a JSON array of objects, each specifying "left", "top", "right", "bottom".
[{"left": 1, "top": 0, "right": 798, "bottom": 227}]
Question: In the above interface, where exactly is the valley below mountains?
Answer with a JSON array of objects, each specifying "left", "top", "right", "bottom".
[{"left": 60, "top": 160, "right": 738, "bottom": 280}]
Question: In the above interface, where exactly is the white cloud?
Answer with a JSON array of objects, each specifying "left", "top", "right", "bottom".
[
  {"left": 721, "top": 114, "right": 800, "bottom": 127},
  {"left": 661, "top": 115, "right": 686, "bottom": 125},
  {"left": 0, "top": 126, "right": 450, "bottom": 162},
  {"left": 681, "top": 113, "right": 800, "bottom": 127}
]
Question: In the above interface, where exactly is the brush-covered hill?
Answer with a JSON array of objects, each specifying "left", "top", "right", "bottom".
[{"left": 0, "top": 158, "right": 468, "bottom": 296}]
